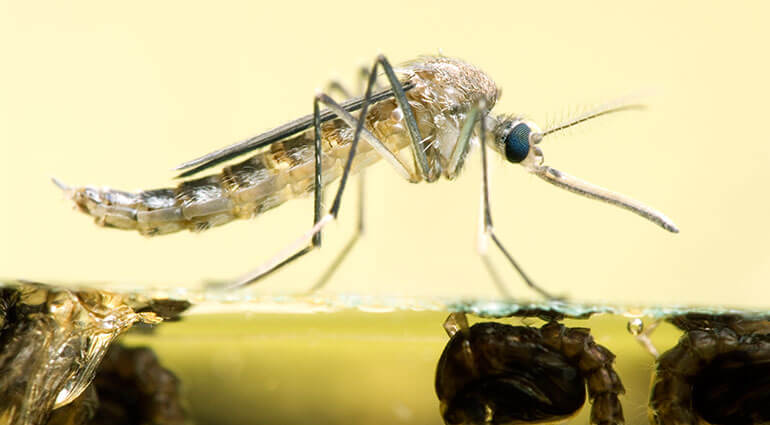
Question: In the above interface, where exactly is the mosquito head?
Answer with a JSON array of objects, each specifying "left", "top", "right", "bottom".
[
  {"left": 492, "top": 99, "right": 645, "bottom": 170},
  {"left": 493, "top": 117, "right": 544, "bottom": 169},
  {"left": 489, "top": 100, "right": 679, "bottom": 234}
]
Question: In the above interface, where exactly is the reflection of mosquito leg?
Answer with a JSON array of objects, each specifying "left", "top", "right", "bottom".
[
  {"left": 477, "top": 108, "right": 558, "bottom": 300},
  {"left": 229, "top": 57, "right": 416, "bottom": 289}
]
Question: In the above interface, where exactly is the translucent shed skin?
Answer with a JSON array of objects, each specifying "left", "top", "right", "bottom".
[
  {"left": 650, "top": 314, "right": 770, "bottom": 425},
  {"left": 59, "top": 57, "right": 499, "bottom": 236},
  {"left": 436, "top": 313, "right": 625, "bottom": 425}
]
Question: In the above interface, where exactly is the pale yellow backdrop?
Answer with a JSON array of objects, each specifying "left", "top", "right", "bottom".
[{"left": 1, "top": 1, "right": 768, "bottom": 307}]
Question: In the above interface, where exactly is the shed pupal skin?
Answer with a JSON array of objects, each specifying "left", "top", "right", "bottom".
[
  {"left": 649, "top": 313, "right": 770, "bottom": 425},
  {"left": 436, "top": 313, "right": 625, "bottom": 425}
]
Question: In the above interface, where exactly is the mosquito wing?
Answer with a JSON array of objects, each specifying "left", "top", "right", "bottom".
[{"left": 174, "top": 81, "right": 415, "bottom": 178}]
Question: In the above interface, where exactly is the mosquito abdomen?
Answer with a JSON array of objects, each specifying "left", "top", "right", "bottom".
[{"left": 58, "top": 117, "right": 404, "bottom": 236}]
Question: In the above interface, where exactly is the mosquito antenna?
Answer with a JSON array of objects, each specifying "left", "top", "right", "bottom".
[{"left": 540, "top": 99, "right": 646, "bottom": 140}]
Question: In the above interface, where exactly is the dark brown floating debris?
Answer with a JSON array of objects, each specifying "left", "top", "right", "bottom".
[
  {"left": 0, "top": 282, "right": 187, "bottom": 425},
  {"left": 47, "top": 344, "right": 189, "bottom": 425},
  {"left": 435, "top": 313, "right": 624, "bottom": 425},
  {"left": 650, "top": 313, "right": 770, "bottom": 425}
]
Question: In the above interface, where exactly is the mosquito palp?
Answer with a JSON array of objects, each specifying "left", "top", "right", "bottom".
[{"left": 56, "top": 55, "right": 678, "bottom": 298}]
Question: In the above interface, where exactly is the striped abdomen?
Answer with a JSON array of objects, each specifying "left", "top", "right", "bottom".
[{"left": 62, "top": 101, "right": 413, "bottom": 236}]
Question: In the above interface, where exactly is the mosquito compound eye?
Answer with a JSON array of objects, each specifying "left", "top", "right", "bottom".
[{"left": 504, "top": 122, "right": 531, "bottom": 163}]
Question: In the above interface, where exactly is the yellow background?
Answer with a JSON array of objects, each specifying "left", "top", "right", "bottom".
[{"left": 1, "top": 1, "right": 769, "bottom": 307}]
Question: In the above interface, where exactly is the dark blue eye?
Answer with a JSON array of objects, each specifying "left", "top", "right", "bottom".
[{"left": 504, "top": 123, "right": 531, "bottom": 163}]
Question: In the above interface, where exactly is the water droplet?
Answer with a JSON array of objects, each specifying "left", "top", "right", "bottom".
[{"left": 627, "top": 318, "right": 644, "bottom": 336}]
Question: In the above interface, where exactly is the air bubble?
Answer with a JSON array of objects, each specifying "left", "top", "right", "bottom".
[{"left": 627, "top": 318, "right": 644, "bottom": 336}]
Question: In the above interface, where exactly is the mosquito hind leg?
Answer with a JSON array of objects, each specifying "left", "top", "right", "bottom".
[
  {"left": 224, "top": 97, "right": 328, "bottom": 288},
  {"left": 228, "top": 56, "right": 418, "bottom": 289},
  {"left": 306, "top": 58, "right": 424, "bottom": 291}
]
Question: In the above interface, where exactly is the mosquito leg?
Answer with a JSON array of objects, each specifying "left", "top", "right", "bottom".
[
  {"left": 305, "top": 171, "right": 365, "bottom": 293},
  {"left": 474, "top": 171, "right": 514, "bottom": 299},
  {"left": 327, "top": 64, "right": 375, "bottom": 99},
  {"left": 476, "top": 104, "right": 559, "bottom": 300},
  {"left": 326, "top": 80, "right": 353, "bottom": 100},
  {"left": 229, "top": 57, "right": 416, "bottom": 289},
  {"left": 447, "top": 103, "right": 482, "bottom": 178},
  {"left": 371, "top": 55, "right": 435, "bottom": 182},
  {"left": 443, "top": 101, "right": 513, "bottom": 299},
  {"left": 446, "top": 101, "right": 520, "bottom": 299},
  {"left": 359, "top": 66, "right": 384, "bottom": 93},
  {"left": 225, "top": 96, "right": 327, "bottom": 288},
  {"left": 303, "top": 67, "right": 374, "bottom": 293},
  {"left": 312, "top": 98, "right": 324, "bottom": 247},
  {"left": 480, "top": 255, "right": 514, "bottom": 300}
]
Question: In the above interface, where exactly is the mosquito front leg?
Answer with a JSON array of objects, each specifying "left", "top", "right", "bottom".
[
  {"left": 443, "top": 102, "right": 514, "bottom": 299},
  {"left": 476, "top": 104, "right": 559, "bottom": 300},
  {"left": 446, "top": 103, "right": 482, "bottom": 178}
]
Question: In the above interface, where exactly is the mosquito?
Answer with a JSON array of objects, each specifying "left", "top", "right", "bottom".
[{"left": 55, "top": 55, "right": 678, "bottom": 299}]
